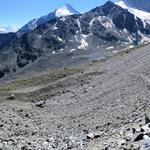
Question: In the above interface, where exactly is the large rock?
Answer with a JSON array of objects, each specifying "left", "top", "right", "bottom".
[{"left": 145, "top": 109, "right": 150, "bottom": 124}]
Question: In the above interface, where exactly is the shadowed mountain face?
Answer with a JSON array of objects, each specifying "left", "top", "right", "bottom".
[
  {"left": 0, "top": 33, "right": 17, "bottom": 48},
  {"left": 123, "top": 0, "right": 150, "bottom": 12},
  {"left": 0, "top": 1, "right": 150, "bottom": 79}
]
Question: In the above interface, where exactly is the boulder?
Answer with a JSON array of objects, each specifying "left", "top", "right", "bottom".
[
  {"left": 145, "top": 109, "right": 150, "bottom": 124},
  {"left": 8, "top": 94, "right": 15, "bottom": 100},
  {"left": 35, "top": 101, "right": 45, "bottom": 108},
  {"left": 133, "top": 133, "right": 144, "bottom": 142}
]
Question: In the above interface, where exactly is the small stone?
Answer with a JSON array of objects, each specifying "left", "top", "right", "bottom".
[
  {"left": 132, "top": 126, "right": 141, "bottom": 133},
  {"left": 94, "top": 132, "right": 102, "bottom": 138},
  {"left": 35, "top": 101, "right": 45, "bottom": 108},
  {"left": 8, "top": 94, "right": 15, "bottom": 100},
  {"left": 86, "top": 133, "right": 94, "bottom": 139},
  {"left": 118, "top": 139, "right": 126, "bottom": 146},
  {"left": 133, "top": 133, "right": 144, "bottom": 142},
  {"left": 86, "top": 132, "right": 102, "bottom": 140},
  {"left": 0, "top": 124, "right": 3, "bottom": 128}
]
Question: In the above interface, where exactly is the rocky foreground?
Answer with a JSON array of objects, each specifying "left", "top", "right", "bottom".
[{"left": 0, "top": 44, "right": 150, "bottom": 149}]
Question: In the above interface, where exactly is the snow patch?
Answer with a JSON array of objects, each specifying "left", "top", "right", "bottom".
[
  {"left": 123, "top": 28, "right": 128, "bottom": 34},
  {"left": 116, "top": 1, "right": 150, "bottom": 23},
  {"left": 77, "top": 19, "right": 82, "bottom": 32},
  {"left": 69, "top": 49, "right": 76, "bottom": 52},
  {"left": 56, "top": 4, "right": 79, "bottom": 17},
  {"left": 78, "top": 34, "right": 88, "bottom": 49},
  {"left": 127, "top": 36, "right": 133, "bottom": 43},
  {"left": 112, "top": 51, "right": 118, "bottom": 54},
  {"left": 60, "top": 17, "right": 66, "bottom": 22},
  {"left": 52, "top": 51, "right": 56, "bottom": 54},
  {"left": 53, "top": 26, "right": 58, "bottom": 30},
  {"left": 90, "top": 18, "right": 95, "bottom": 27},
  {"left": 57, "top": 36, "right": 65, "bottom": 42},
  {"left": 98, "top": 16, "right": 114, "bottom": 28},
  {"left": 129, "top": 45, "right": 134, "bottom": 48},
  {"left": 138, "top": 31, "right": 150, "bottom": 43},
  {"left": 52, "top": 23, "right": 58, "bottom": 30},
  {"left": 106, "top": 46, "right": 114, "bottom": 50},
  {"left": 59, "top": 48, "right": 64, "bottom": 52}
]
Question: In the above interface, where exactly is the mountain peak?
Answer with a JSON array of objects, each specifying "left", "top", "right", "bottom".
[
  {"left": 105, "top": 1, "right": 114, "bottom": 5},
  {"left": 65, "top": 4, "right": 74, "bottom": 9},
  {"left": 55, "top": 4, "right": 79, "bottom": 17},
  {"left": 18, "top": 4, "right": 79, "bottom": 33}
]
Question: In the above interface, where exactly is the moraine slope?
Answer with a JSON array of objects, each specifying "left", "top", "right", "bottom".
[{"left": 0, "top": 39, "right": 150, "bottom": 149}]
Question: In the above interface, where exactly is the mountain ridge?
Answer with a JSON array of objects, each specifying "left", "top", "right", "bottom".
[
  {"left": 0, "top": 1, "right": 150, "bottom": 79},
  {"left": 18, "top": 4, "right": 79, "bottom": 34}
]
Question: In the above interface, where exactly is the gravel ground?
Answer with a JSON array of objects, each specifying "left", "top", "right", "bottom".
[{"left": 0, "top": 44, "right": 150, "bottom": 149}]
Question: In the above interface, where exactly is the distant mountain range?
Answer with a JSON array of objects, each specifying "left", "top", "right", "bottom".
[
  {"left": 0, "top": 25, "right": 18, "bottom": 33},
  {"left": 0, "top": 1, "right": 149, "bottom": 79},
  {"left": 1, "top": 0, "right": 150, "bottom": 33}
]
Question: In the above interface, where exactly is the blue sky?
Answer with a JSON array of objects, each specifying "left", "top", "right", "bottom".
[{"left": 0, "top": 0, "right": 116, "bottom": 28}]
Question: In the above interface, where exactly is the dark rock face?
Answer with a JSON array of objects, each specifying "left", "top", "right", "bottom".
[
  {"left": 0, "top": 71, "right": 5, "bottom": 78},
  {"left": 0, "top": 1, "right": 150, "bottom": 78},
  {"left": 0, "top": 33, "right": 17, "bottom": 48}
]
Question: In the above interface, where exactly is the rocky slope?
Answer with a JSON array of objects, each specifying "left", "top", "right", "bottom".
[
  {"left": 0, "top": 42, "right": 150, "bottom": 149},
  {"left": 0, "top": 1, "right": 150, "bottom": 79}
]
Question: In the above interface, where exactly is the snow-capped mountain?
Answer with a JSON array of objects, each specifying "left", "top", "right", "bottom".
[
  {"left": 116, "top": 0, "right": 150, "bottom": 23},
  {"left": 18, "top": 4, "right": 79, "bottom": 33},
  {"left": 121, "top": 0, "right": 150, "bottom": 12},
  {"left": 55, "top": 4, "right": 79, "bottom": 17},
  {"left": 0, "top": 25, "right": 18, "bottom": 33},
  {"left": 0, "top": 1, "right": 150, "bottom": 78}
]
